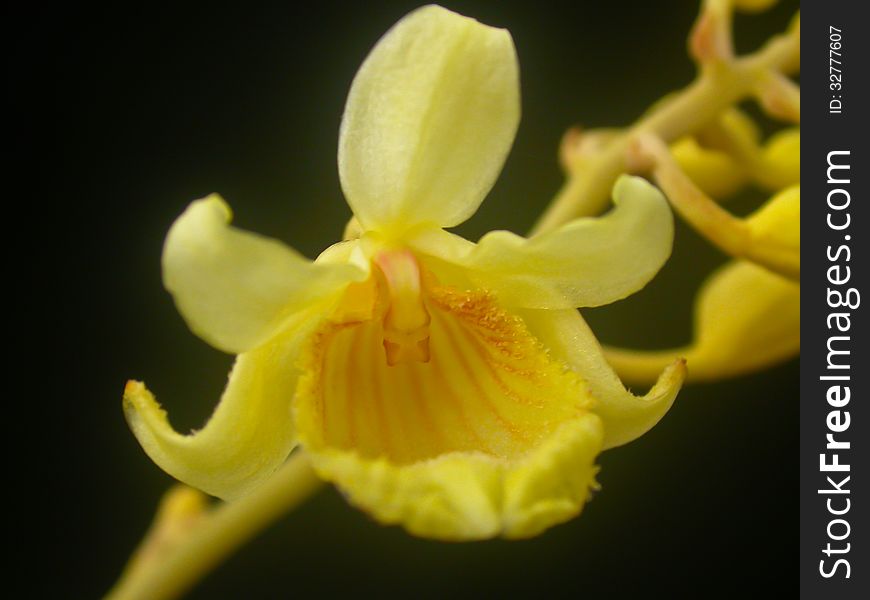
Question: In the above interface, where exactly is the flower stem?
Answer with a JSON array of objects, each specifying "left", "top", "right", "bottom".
[
  {"left": 530, "top": 14, "right": 799, "bottom": 235},
  {"left": 106, "top": 452, "right": 324, "bottom": 600}
]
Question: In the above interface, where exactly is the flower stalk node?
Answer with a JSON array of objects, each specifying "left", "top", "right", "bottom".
[{"left": 689, "top": 0, "right": 734, "bottom": 66}]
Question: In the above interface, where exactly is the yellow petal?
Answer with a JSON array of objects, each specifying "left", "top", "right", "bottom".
[
  {"left": 305, "top": 416, "right": 602, "bottom": 540},
  {"left": 670, "top": 108, "right": 760, "bottom": 199},
  {"left": 500, "top": 415, "right": 602, "bottom": 538},
  {"left": 747, "top": 186, "right": 800, "bottom": 247},
  {"left": 671, "top": 137, "right": 748, "bottom": 199},
  {"left": 294, "top": 283, "right": 603, "bottom": 539},
  {"left": 123, "top": 313, "right": 322, "bottom": 500},
  {"left": 337, "top": 5, "right": 520, "bottom": 232},
  {"left": 518, "top": 308, "right": 685, "bottom": 449},
  {"left": 163, "top": 195, "right": 365, "bottom": 354},
  {"left": 447, "top": 175, "right": 673, "bottom": 309},
  {"left": 670, "top": 112, "right": 799, "bottom": 198},
  {"left": 744, "top": 185, "right": 800, "bottom": 279},
  {"left": 605, "top": 260, "right": 800, "bottom": 383},
  {"left": 756, "top": 128, "right": 800, "bottom": 190}
]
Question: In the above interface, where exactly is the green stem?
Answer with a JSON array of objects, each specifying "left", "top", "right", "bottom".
[{"left": 106, "top": 452, "right": 324, "bottom": 600}]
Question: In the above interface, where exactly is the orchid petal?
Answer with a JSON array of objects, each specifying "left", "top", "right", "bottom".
[
  {"left": 445, "top": 175, "right": 673, "bottom": 309},
  {"left": 744, "top": 185, "right": 800, "bottom": 279},
  {"left": 124, "top": 316, "right": 320, "bottom": 500},
  {"left": 338, "top": 5, "right": 520, "bottom": 232},
  {"left": 755, "top": 128, "right": 800, "bottom": 190},
  {"left": 519, "top": 308, "right": 685, "bottom": 450},
  {"left": 305, "top": 416, "right": 602, "bottom": 540},
  {"left": 163, "top": 195, "right": 365, "bottom": 354},
  {"left": 605, "top": 260, "right": 800, "bottom": 383}
]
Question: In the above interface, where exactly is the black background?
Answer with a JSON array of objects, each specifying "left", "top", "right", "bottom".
[{"left": 13, "top": 1, "right": 799, "bottom": 597}]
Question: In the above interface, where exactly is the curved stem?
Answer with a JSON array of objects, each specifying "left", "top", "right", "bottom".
[
  {"left": 631, "top": 133, "right": 799, "bottom": 280},
  {"left": 530, "top": 16, "right": 800, "bottom": 235},
  {"left": 106, "top": 452, "right": 324, "bottom": 600}
]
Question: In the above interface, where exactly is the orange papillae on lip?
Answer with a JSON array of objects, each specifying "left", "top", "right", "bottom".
[{"left": 295, "top": 251, "right": 594, "bottom": 465}]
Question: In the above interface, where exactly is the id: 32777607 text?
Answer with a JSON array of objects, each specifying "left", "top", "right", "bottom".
[{"left": 829, "top": 26, "right": 843, "bottom": 114}]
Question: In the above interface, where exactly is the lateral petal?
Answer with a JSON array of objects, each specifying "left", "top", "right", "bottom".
[
  {"left": 163, "top": 195, "right": 365, "bottom": 354},
  {"left": 450, "top": 175, "right": 673, "bottom": 309},
  {"left": 605, "top": 260, "right": 800, "bottom": 383},
  {"left": 338, "top": 5, "right": 520, "bottom": 232},
  {"left": 123, "top": 315, "right": 321, "bottom": 500}
]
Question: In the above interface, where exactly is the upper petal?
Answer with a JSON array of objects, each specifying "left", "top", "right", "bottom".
[
  {"left": 123, "top": 312, "right": 321, "bottom": 500},
  {"left": 444, "top": 175, "right": 673, "bottom": 309},
  {"left": 163, "top": 195, "right": 365, "bottom": 354},
  {"left": 338, "top": 5, "right": 520, "bottom": 232}
]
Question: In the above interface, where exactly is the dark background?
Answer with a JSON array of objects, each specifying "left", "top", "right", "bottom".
[{"left": 13, "top": 1, "right": 798, "bottom": 597}]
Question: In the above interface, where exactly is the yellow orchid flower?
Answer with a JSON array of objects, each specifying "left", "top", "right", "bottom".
[{"left": 123, "top": 5, "right": 685, "bottom": 541}]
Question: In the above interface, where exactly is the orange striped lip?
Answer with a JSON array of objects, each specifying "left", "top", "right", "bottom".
[{"left": 295, "top": 268, "right": 594, "bottom": 466}]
